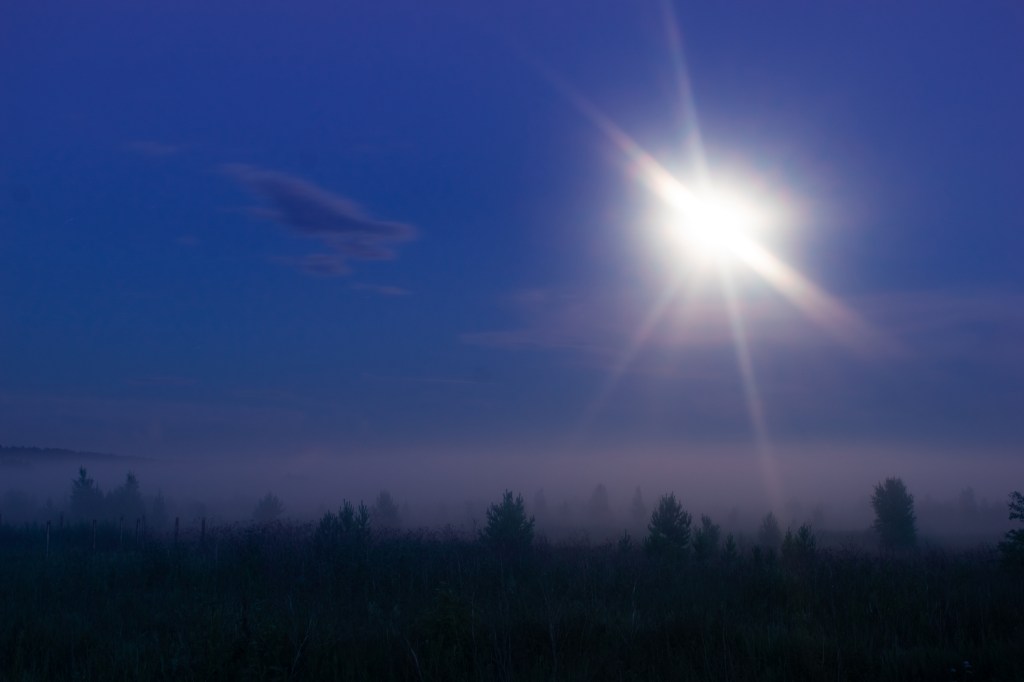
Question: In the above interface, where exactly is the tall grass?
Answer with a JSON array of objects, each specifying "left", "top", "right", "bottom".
[{"left": 1, "top": 520, "right": 1021, "bottom": 680}]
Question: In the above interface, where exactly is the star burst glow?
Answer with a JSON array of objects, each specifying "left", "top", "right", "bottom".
[{"left": 546, "top": 3, "right": 888, "bottom": 509}]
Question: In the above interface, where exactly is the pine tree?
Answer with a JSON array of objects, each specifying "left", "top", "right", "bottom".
[
  {"left": 371, "top": 490, "right": 401, "bottom": 528},
  {"left": 253, "top": 492, "right": 285, "bottom": 523},
  {"left": 998, "top": 491, "right": 1024, "bottom": 568},
  {"left": 871, "top": 477, "right": 917, "bottom": 550},
  {"left": 70, "top": 467, "right": 104, "bottom": 521},
  {"left": 480, "top": 490, "right": 535, "bottom": 557},
  {"left": 644, "top": 494, "right": 692, "bottom": 560}
]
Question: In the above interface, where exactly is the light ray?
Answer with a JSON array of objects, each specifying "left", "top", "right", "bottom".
[
  {"left": 732, "top": 239, "right": 896, "bottom": 355},
  {"left": 720, "top": 266, "right": 783, "bottom": 512},
  {"left": 572, "top": 266, "right": 706, "bottom": 445},
  {"left": 531, "top": 23, "right": 888, "bottom": 513},
  {"left": 659, "top": 0, "right": 709, "bottom": 181}
]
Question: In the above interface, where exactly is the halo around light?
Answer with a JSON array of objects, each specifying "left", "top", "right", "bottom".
[{"left": 653, "top": 176, "right": 774, "bottom": 265}]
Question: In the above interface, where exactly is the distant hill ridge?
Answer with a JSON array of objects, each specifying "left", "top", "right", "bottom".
[{"left": 0, "top": 445, "right": 143, "bottom": 467}]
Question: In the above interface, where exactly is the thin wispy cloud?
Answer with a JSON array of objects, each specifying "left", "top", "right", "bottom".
[
  {"left": 362, "top": 373, "right": 493, "bottom": 387},
  {"left": 125, "top": 140, "right": 181, "bottom": 157},
  {"left": 463, "top": 288, "right": 1024, "bottom": 371},
  {"left": 276, "top": 253, "right": 352, "bottom": 277},
  {"left": 223, "top": 164, "right": 415, "bottom": 277},
  {"left": 352, "top": 283, "right": 411, "bottom": 296},
  {"left": 125, "top": 376, "right": 198, "bottom": 388}
]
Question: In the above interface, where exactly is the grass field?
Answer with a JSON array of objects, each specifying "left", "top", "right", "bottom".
[{"left": 1, "top": 519, "right": 1021, "bottom": 681}]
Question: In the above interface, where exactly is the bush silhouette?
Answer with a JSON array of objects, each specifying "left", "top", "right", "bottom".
[
  {"left": 871, "top": 477, "right": 917, "bottom": 550},
  {"left": 480, "top": 490, "right": 534, "bottom": 557},
  {"left": 644, "top": 494, "right": 692, "bottom": 560}
]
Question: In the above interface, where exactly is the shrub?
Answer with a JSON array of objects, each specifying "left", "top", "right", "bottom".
[
  {"left": 644, "top": 494, "right": 692, "bottom": 560},
  {"left": 871, "top": 477, "right": 917, "bottom": 550}
]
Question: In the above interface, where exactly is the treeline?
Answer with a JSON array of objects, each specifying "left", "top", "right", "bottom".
[
  {"left": 0, "top": 467, "right": 171, "bottom": 531},
  {"left": 0, "top": 467, "right": 1020, "bottom": 556},
  {"left": 2, "top": 487, "right": 1023, "bottom": 679}
]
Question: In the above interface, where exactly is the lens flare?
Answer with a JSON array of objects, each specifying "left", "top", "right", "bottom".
[
  {"left": 654, "top": 178, "right": 772, "bottom": 264},
  {"left": 533, "top": 8, "right": 891, "bottom": 514}
]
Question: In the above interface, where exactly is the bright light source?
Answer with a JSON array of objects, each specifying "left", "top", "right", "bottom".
[{"left": 653, "top": 176, "right": 770, "bottom": 264}]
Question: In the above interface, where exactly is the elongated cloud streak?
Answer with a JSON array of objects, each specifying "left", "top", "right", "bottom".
[{"left": 224, "top": 164, "right": 415, "bottom": 276}]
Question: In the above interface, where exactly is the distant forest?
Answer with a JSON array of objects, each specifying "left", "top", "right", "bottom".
[{"left": 0, "top": 452, "right": 1016, "bottom": 551}]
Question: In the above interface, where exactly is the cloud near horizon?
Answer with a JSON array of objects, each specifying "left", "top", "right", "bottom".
[
  {"left": 459, "top": 287, "right": 1024, "bottom": 447},
  {"left": 223, "top": 164, "right": 415, "bottom": 277},
  {"left": 463, "top": 287, "right": 1024, "bottom": 365}
]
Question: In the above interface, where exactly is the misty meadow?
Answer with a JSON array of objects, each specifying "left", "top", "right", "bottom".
[
  {"left": 2, "top": 450, "right": 1024, "bottom": 680},
  {"left": 4, "top": 1, "right": 1024, "bottom": 680}
]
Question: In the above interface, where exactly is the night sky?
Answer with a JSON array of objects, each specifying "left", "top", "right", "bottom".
[{"left": 2, "top": 2, "right": 1022, "bottom": 495}]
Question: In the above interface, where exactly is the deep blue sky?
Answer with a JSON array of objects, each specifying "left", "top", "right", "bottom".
[{"left": 2, "top": 1, "right": 1022, "bottom": 470}]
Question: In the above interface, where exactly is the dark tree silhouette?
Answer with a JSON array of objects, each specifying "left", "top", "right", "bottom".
[
  {"left": 371, "top": 490, "right": 401, "bottom": 528},
  {"left": 70, "top": 467, "right": 103, "bottom": 521},
  {"left": 757, "top": 512, "right": 782, "bottom": 551},
  {"left": 480, "top": 490, "right": 534, "bottom": 557},
  {"left": 108, "top": 472, "right": 144, "bottom": 523},
  {"left": 871, "top": 477, "right": 917, "bottom": 550},
  {"left": 722, "top": 533, "right": 738, "bottom": 562},
  {"left": 150, "top": 491, "right": 169, "bottom": 531},
  {"left": 252, "top": 492, "right": 285, "bottom": 523},
  {"left": 587, "top": 483, "right": 611, "bottom": 527},
  {"left": 315, "top": 500, "right": 371, "bottom": 554},
  {"left": 693, "top": 514, "right": 721, "bottom": 562},
  {"left": 644, "top": 493, "right": 692, "bottom": 560},
  {"left": 998, "top": 491, "right": 1024, "bottom": 568},
  {"left": 782, "top": 524, "right": 817, "bottom": 569}
]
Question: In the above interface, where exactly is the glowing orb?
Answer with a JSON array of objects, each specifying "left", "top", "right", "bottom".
[{"left": 652, "top": 175, "right": 771, "bottom": 265}]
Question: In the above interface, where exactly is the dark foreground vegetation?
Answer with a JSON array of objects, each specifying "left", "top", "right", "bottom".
[{"left": 2, "top": 506, "right": 1023, "bottom": 682}]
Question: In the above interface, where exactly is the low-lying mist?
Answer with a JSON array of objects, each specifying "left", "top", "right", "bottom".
[{"left": 1, "top": 442, "right": 1017, "bottom": 545}]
